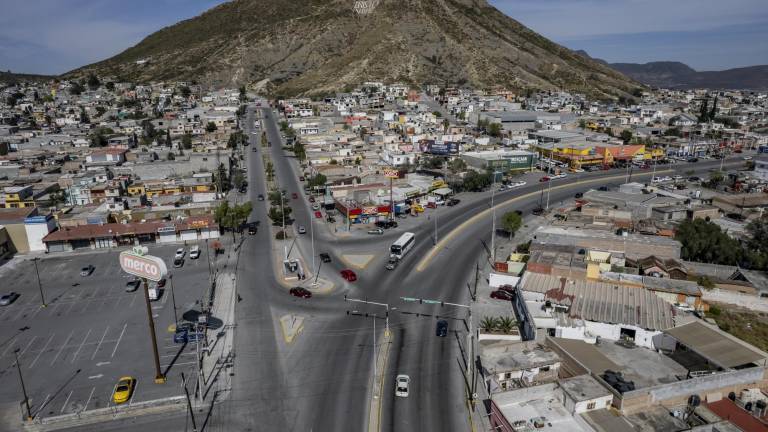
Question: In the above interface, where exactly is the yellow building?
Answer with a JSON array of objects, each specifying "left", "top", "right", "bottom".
[
  {"left": 127, "top": 184, "right": 146, "bottom": 196},
  {"left": 1, "top": 186, "right": 36, "bottom": 209}
]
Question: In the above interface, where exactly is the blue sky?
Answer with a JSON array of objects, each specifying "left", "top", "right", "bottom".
[{"left": 1, "top": 0, "right": 767, "bottom": 75}]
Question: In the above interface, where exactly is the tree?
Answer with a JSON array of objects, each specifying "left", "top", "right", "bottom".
[
  {"left": 167, "top": 152, "right": 176, "bottom": 161},
  {"left": 698, "top": 97, "right": 710, "bottom": 123},
  {"left": 292, "top": 141, "right": 306, "bottom": 162},
  {"left": 747, "top": 216, "right": 768, "bottom": 256},
  {"left": 461, "top": 170, "right": 493, "bottom": 192},
  {"left": 620, "top": 129, "right": 633, "bottom": 144},
  {"left": 664, "top": 127, "right": 682, "bottom": 137},
  {"left": 239, "top": 85, "right": 247, "bottom": 103},
  {"left": 501, "top": 211, "right": 523, "bottom": 237},
  {"left": 265, "top": 162, "right": 275, "bottom": 182},
  {"left": 487, "top": 122, "right": 502, "bottom": 137},
  {"left": 709, "top": 97, "right": 718, "bottom": 121},
  {"left": 307, "top": 173, "right": 327, "bottom": 188},
  {"left": 268, "top": 205, "right": 293, "bottom": 226},
  {"left": 448, "top": 158, "right": 467, "bottom": 173},
  {"left": 89, "top": 127, "right": 110, "bottom": 147},
  {"left": 181, "top": 133, "right": 193, "bottom": 149},
  {"left": 215, "top": 201, "right": 253, "bottom": 239},
  {"left": 87, "top": 73, "right": 101, "bottom": 90},
  {"left": 105, "top": 81, "right": 115, "bottom": 91},
  {"left": 206, "top": 122, "right": 218, "bottom": 133},
  {"left": 578, "top": 119, "right": 586, "bottom": 129},
  {"left": 675, "top": 219, "right": 743, "bottom": 265},
  {"left": 233, "top": 171, "right": 246, "bottom": 189},
  {"left": 179, "top": 86, "right": 191, "bottom": 99},
  {"left": 69, "top": 81, "right": 85, "bottom": 96},
  {"left": 432, "top": 111, "right": 442, "bottom": 118},
  {"left": 423, "top": 156, "right": 443, "bottom": 169},
  {"left": 165, "top": 130, "right": 172, "bottom": 148}
]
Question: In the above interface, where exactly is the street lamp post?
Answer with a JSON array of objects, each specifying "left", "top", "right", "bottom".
[
  {"left": 13, "top": 349, "right": 32, "bottom": 421},
  {"left": 169, "top": 275, "right": 178, "bottom": 326},
  {"left": 490, "top": 177, "right": 496, "bottom": 262},
  {"left": 310, "top": 215, "right": 317, "bottom": 286},
  {"left": 32, "top": 258, "right": 46, "bottom": 307}
]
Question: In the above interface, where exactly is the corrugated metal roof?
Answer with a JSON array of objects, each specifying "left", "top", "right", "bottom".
[
  {"left": 521, "top": 272, "right": 675, "bottom": 331},
  {"left": 665, "top": 321, "right": 768, "bottom": 369}
]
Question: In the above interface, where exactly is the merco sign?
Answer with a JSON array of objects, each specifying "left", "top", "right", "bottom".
[{"left": 119, "top": 247, "right": 167, "bottom": 282}]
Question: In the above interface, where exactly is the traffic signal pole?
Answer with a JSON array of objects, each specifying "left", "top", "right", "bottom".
[{"left": 344, "top": 296, "right": 389, "bottom": 334}]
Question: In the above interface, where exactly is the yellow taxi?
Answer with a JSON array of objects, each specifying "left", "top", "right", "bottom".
[{"left": 112, "top": 376, "right": 135, "bottom": 404}]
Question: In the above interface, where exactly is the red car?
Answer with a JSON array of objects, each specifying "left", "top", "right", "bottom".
[
  {"left": 314, "top": 211, "right": 323, "bottom": 219},
  {"left": 292, "top": 192, "right": 298, "bottom": 199},
  {"left": 289, "top": 287, "right": 312, "bottom": 298},
  {"left": 539, "top": 176, "right": 550, "bottom": 182},
  {"left": 497, "top": 285, "right": 515, "bottom": 296},
  {"left": 340, "top": 269, "right": 357, "bottom": 282},
  {"left": 490, "top": 290, "right": 514, "bottom": 301}
]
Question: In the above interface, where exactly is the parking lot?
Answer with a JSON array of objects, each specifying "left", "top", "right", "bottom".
[{"left": 0, "top": 243, "right": 215, "bottom": 425}]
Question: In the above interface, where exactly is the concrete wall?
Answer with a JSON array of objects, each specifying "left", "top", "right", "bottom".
[
  {"left": 25, "top": 218, "right": 57, "bottom": 252},
  {"left": 703, "top": 289, "right": 768, "bottom": 313},
  {"left": 571, "top": 395, "right": 613, "bottom": 414},
  {"left": 4, "top": 223, "right": 29, "bottom": 253}
]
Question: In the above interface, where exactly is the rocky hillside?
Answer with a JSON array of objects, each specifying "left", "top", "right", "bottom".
[{"left": 71, "top": 0, "right": 639, "bottom": 98}]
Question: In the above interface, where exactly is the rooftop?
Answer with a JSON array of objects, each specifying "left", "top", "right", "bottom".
[
  {"left": 665, "top": 320, "right": 768, "bottom": 369},
  {"left": 559, "top": 374, "right": 611, "bottom": 403},
  {"left": 492, "top": 384, "right": 591, "bottom": 432},
  {"left": 480, "top": 341, "right": 561, "bottom": 373}
]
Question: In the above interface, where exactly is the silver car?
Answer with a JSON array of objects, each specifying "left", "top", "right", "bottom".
[{"left": 0, "top": 292, "right": 20, "bottom": 306}]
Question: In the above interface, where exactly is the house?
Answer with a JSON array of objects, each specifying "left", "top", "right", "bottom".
[
  {"left": 480, "top": 341, "right": 562, "bottom": 394},
  {"left": 558, "top": 375, "right": 612, "bottom": 414}
]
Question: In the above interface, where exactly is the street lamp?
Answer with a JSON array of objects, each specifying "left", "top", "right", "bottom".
[
  {"left": 32, "top": 257, "right": 46, "bottom": 308},
  {"left": 13, "top": 348, "right": 32, "bottom": 421},
  {"left": 169, "top": 275, "right": 178, "bottom": 326}
]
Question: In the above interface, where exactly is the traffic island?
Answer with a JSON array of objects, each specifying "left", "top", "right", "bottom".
[
  {"left": 340, "top": 254, "right": 375, "bottom": 270},
  {"left": 279, "top": 314, "right": 305, "bottom": 344},
  {"left": 367, "top": 328, "right": 392, "bottom": 432}
]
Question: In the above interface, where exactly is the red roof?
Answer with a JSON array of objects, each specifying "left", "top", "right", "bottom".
[
  {"left": 43, "top": 216, "right": 216, "bottom": 242},
  {"left": 707, "top": 400, "right": 768, "bottom": 432}
]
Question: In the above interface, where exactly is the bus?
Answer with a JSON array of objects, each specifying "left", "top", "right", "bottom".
[{"left": 390, "top": 232, "right": 416, "bottom": 260}]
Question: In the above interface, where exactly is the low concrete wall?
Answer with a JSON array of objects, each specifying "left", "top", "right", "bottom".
[{"left": 704, "top": 289, "right": 768, "bottom": 313}]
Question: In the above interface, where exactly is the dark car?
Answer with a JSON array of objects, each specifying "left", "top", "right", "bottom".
[
  {"left": 173, "top": 257, "right": 184, "bottom": 268},
  {"left": 447, "top": 198, "right": 461, "bottom": 206},
  {"left": 125, "top": 279, "right": 141, "bottom": 292},
  {"left": 490, "top": 290, "right": 514, "bottom": 301},
  {"left": 258, "top": 194, "right": 264, "bottom": 201},
  {"left": 532, "top": 207, "right": 545, "bottom": 216},
  {"left": 292, "top": 192, "right": 299, "bottom": 199},
  {"left": 156, "top": 278, "right": 167, "bottom": 288},
  {"left": 687, "top": 157, "right": 699, "bottom": 163},
  {"left": 299, "top": 176, "right": 305, "bottom": 181},
  {"left": 80, "top": 265, "right": 95, "bottom": 276},
  {"left": 289, "top": 287, "right": 312, "bottom": 299},
  {"left": 248, "top": 223, "right": 258, "bottom": 235},
  {"left": 598, "top": 186, "right": 609, "bottom": 191},
  {"left": 173, "top": 326, "right": 203, "bottom": 344},
  {"left": 436, "top": 320, "right": 448, "bottom": 337},
  {"left": 0, "top": 292, "right": 20, "bottom": 306},
  {"left": 320, "top": 253, "right": 332, "bottom": 263},
  {"left": 497, "top": 285, "right": 516, "bottom": 296},
  {"left": 574, "top": 192, "right": 583, "bottom": 199}
]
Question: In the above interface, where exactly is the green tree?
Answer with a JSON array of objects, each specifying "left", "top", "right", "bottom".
[
  {"left": 87, "top": 73, "right": 100, "bottom": 90},
  {"left": 423, "top": 156, "right": 443, "bottom": 169},
  {"left": 89, "top": 127, "right": 110, "bottom": 147},
  {"left": 293, "top": 141, "right": 306, "bottom": 161},
  {"left": 709, "top": 97, "right": 718, "bottom": 121},
  {"left": 181, "top": 133, "right": 193, "bottom": 149},
  {"left": 675, "top": 219, "right": 743, "bottom": 265},
  {"left": 501, "top": 211, "right": 523, "bottom": 236},
  {"left": 265, "top": 162, "right": 275, "bottom": 182},
  {"left": 307, "top": 174, "right": 327, "bottom": 188},
  {"left": 620, "top": 129, "right": 633, "bottom": 144},
  {"left": 205, "top": 122, "right": 218, "bottom": 133},
  {"left": 497, "top": 317, "right": 517, "bottom": 334},
  {"left": 578, "top": 119, "right": 586, "bottom": 129},
  {"left": 215, "top": 201, "right": 253, "bottom": 239},
  {"left": 487, "top": 122, "right": 502, "bottom": 137},
  {"left": 179, "top": 86, "right": 191, "bottom": 98},
  {"left": 268, "top": 205, "right": 293, "bottom": 226},
  {"left": 105, "top": 81, "right": 115, "bottom": 91},
  {"left": 233, "top": 171, "right": 246, "bottom": 189},
  {"left": 461, "top": 170, "right": 493, "bottom": 192},
  {"left": 698, "top": 97, "right": 710, "bottom": 123},
  {"left": 432, "top": 111, "right": 442, "bottom": 118},
  {"left": 480, "top": 317, "right": 500, "bottom": 332},
  {"left": 448, "top": 158, "right": 467, "bottom": 173},
  {"left": 69, "top": 82, "right": 84, "bottom": 96},
  {"left": 167, "top": 152, "right": 176, "bottom": 161},
  {"left": 165, "top": 130, "right": 172, "bottom": 147},
  {"left": 746, "top": 216, "right": 768, "bottom": 256},
  {"left": 239, "top": 85, "right": 247, "bottom": 103}
]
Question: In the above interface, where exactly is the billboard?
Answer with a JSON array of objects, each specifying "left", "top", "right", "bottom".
[
  {"left": 419, "top": 140, "right": 459, "bottom": 155},
  {"left": 119, "top": 247, "right": 168, "bottom": 282}
]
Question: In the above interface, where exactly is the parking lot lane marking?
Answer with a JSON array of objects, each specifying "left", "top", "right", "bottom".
[
  {"left": 83, "top": 387, "right": 95, "bottom": 412},
  {"left": 88, "top": 374, "right": 103, "bottom": 379},
  {"left": 29, "top": 333, "right": 55, "bottom": 368},
  {"left": 29, "top": 303, "right": 45, "bottom": 319},
  {"left": 1, "top": 337, "right": 19, "bottom": 357},
  {"left": 111, "top": 323, "right": 127, "bottom": 358},
  {"left": 19, "top": 336, "right": 37, "bottom": 357},
  {"left": 63, "top": 298, "right": 80, "bottom": 316},
  {"left": 129, "top": 381, "right": 139, "bottom": 406},
  {"left": 96, "top": 361, "right": 110, "bottom": 367},
  {"left": 10, "top": 304, "right": 32, "bottom": 322},
  {"left": 160, "top": 352, "right": 196, "bottom": 358},
  {"left": 128, "top": 292, "right": 139, "bottom": 308},
  {"left": 60, "top": 390, "right": 73, "bottom": 414},
  {"left": 51, "top": 331, "right": 74, "bottom": 365},
  {"left": 91, "top": 326, "right": 110, "bottom": 360},
  {"left": 71, "top": 329, "right": 92, "bottom": 363}
]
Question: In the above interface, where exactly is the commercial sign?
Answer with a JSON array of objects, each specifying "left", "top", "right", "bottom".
[
  {"left": 119, "top": 247, "right": 167, "bottom": 282},
  {"left": 383, "top": 169, "right": 400, "bottom": 179},
  {"left": 419, "top": 140, "right": 459, "bottom": 155}
]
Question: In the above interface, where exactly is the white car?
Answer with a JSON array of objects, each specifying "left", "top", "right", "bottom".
[
  {"left": 651, "top": 176, "right": 662, "bottom": 183},
  {"left": 508, "top": 181, "right": 527, "bottom": 189},
  {"left": 395, "top": 374, "right": 410, "bottom": 397},
  {"left": 298, "top": 226, "right": 307, "bottom": 234},
  {"left": 661, "top": 176, "right": 673, "bottom": 182},
  {"left": 673, "top": 175, "right": 683, "bottom": 181},
  {"left": 189, "top": 246, "right": 200, "bottom": 259},
  {"left": 744, "top": 156, "right": 753, "bottom": 160},
  {"left": 174, "top": 248, "right": 186, "bottom": 259},
  {"left": 550, "top": 174, "right": 567, "bottom": 180}
]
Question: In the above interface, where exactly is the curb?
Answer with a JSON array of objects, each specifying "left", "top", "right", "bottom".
[{"left": 368, "top": 329, "right": 392, "bottom": 432}]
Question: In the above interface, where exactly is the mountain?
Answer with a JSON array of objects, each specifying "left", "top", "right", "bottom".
[
  {"left": 0, "top": 70, "right": 55, "bottom": 84},
  {"left": 70, "top": 0, "right": 639, "bottom": 98},
  {"left": 574, "top": 52, "right": 768, "bottom": 90}
]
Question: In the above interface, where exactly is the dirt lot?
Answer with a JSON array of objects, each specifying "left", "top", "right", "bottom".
[{"left": 707, "top": 302, "right": 768, "bottom": 352}]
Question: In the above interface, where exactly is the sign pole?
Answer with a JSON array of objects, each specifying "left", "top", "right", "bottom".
[{"left": 143, "top": 277, "right": 165, "bottom": 383}]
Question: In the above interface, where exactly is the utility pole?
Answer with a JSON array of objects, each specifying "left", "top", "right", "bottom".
[
  {"left": 545, "top": 176, "right": 552, "bottom": 211},
  {"left": 345, "top": 296, "right": 389, "bottom": 333},
  {"left": 181, "top": 372, "right": 198, "bottom": 432},
  {"left": 433, "top": 211, "right": 438, "bottom": 246},
  {"left": 32, "top": 258, "right": 46, "bottom": 307},
  {"left": 13, "top": 349, "right": 32, "bottom": 421},
  {"left": 372, "top": 313, "right": 377, "bottom": 399},
  {"left": 142, "top": 278, "right": 165, "bottom": 384},
  {"left": 490, "top": 176, "right": 496, "bottom": 262},
  {"left": 310, "top": 215, "right": 317, "bottom": 286},
  {"left": 313, "top": 259, "right": 324, "bottom": 286}
]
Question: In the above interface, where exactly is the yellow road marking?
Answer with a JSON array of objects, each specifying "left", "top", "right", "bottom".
[{"left": 415, "top": 169, "right": 674, "bottom": 272}]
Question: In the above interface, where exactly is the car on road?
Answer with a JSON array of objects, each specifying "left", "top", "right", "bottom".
[
  {"left": 532, "top": 207, "right": 545, "bottom": 216},
  {"left": 248, "top": 223, "right": 258, "bottom": 235},
  {"left": 174, "top": 248, "right": 186, "bottom": 259},
  {"left": 490, "top": 290, "right": 514, "bottom": 301},
  {"left": 312, "top": 203, "right": 321, "bottom": 210},
  {"left": 508, "top": 181, "right": 526, "bottom": 188},
  {"left": 539, "top": 176, "right": 551, "bottom": 182},
  {"left": 598, "top": 186, "right": 609, "bottom": 191},
  {"left": 744, "top": 156, "right": 753, "bottom": 160},
  {"left": 173, "top": 257, "right": 184, "bottom": 268},
  {"left": 395, "top": 375, "right": 410, "bottom": 397},
  {"left": 375, "top": 220, "right": 398, "bottom": 229},
  {"left": 320, "top": 253, "right": 332, "bottom": 263},
  {"left": 289, "top": 287, "right": 312, "bottom": 299},
  {"left": 299, "top": 176, "right": 305, "bottom": 181},
  {"left": 447, "top": 198, "right": 461, "bottom": 206},
  {"left": 292, "top": 192, "right": 299, "bottom": 199},
  {"left": 574, "top": 192, "right": 583, "bottom": 199},
  {"left": 298, "top": 226, "right": 307, "bottom": 234},
  {"left": 687, "top": 157, "right": 699, "bottom": 163},
  {"left": 385, "top": 257, "right": 399, "bottom": 270},
  {"left": 309, "top": 196, "right": 315, "bottom": 203},
  {"left": 173, "top": 326, "right": 203, "bottom": 344},
  {"left": 80, "top": 265, "right": 95, "bottom": 276},
  {"left": 112, "top": 377, "right": 135, "bottom": 404},
  {"left": 688, "top": 176, "right": 701, "bottom": 182},
  {"left": 551, "top": 174, "right": 567, "bottom": 180},
  {"left": 0, "top": 292, "right": 20, "bottom": 306},
  {"left": 673, "top": 175, "right": 683, "bottom": 181},
  {"left": 436, "top": 319, "right": 448, "bottom": 337},
  {"left": 252, "top": 147, "right": 258, "bottom": 152},
  {"left": 368, "top": 228, "right": 384, "bottom": 235},
  {"left": 258, "top": 194, "right": 264, "bottom": 201},
  {"left": 190, "top": 246, "right": 201, "bottom": 259},
  {"left": 314, "top": 211, "right": 323, "bottom": 219},
  {"left": 340, "top": 269, "right": 357, "bottom": 282},
  {"left": 156, "top": 277, "right": 167, "bottom": 288},
  {"left": 125, "top": 279, "right": 141, "bottom": 292}
]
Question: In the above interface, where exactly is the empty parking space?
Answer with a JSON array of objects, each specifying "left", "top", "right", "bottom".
[{"left": 0, "top": 244, "right": 215, "bottom": 421}]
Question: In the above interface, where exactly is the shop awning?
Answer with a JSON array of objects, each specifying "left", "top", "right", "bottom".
[{"left": 433, "top": 188, "right": 453, "bottom": 196}]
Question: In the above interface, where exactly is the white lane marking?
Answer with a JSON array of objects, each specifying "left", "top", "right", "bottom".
[
  {"left": 88, "top": 374, "right": 103, "bottom": 380},
  {"left": 60, "top": 390, "right": 73, "bottom": 413},
  {"left": 160, "top": 361, "right": 196, "bottom": 368},
  {"left": 29, "top": 333, "right": 55, "bottom": 368},
  {"left": 37, "top": 393, "right": 51, "bottom": 416},
  {"left": 96, "top": 361, "right": 111, "bottom": 367},
  {"left": 111, "top": 323, "right": 127, "bottom": 358},
  {"left": 19, "top": 336, "right": 38, "bottom": 357},
  {"left": 51, "top": 331, "right": 74, "bottom": 365},
  {"left": 1, "top": 335, "right": 19, "bottom": 357},
  {"left": 82, "top": 387, "right": 95, "bottom": 412},
  {"left": 71, "top": 329, "right": 92, "bottom": 363},
  {"left": 63, "top": 300, "right": 79, "bottom": 316},
  {"left": 91, "top": 326, "right": 110, "bottom": 360},
  {"left": 128, "top": 381, "right": 139, "bottom": 407},
  {"left": 129, "top": 292, "right": 139, "bottom": 308}
]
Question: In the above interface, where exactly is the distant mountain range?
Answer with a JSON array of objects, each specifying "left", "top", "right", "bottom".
[
  {"left": 68, "top": 0, "right": 638, "bottom": 98},
  {"left": 574, "top": 50, "right": 768, "bottom": 90},
  {"left": 0, "top": 70, "right": 55, "bottom": 84}
]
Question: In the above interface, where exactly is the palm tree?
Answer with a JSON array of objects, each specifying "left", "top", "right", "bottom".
[{"left": 480, "top": 317, "right": 500, "bottom": 333}]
